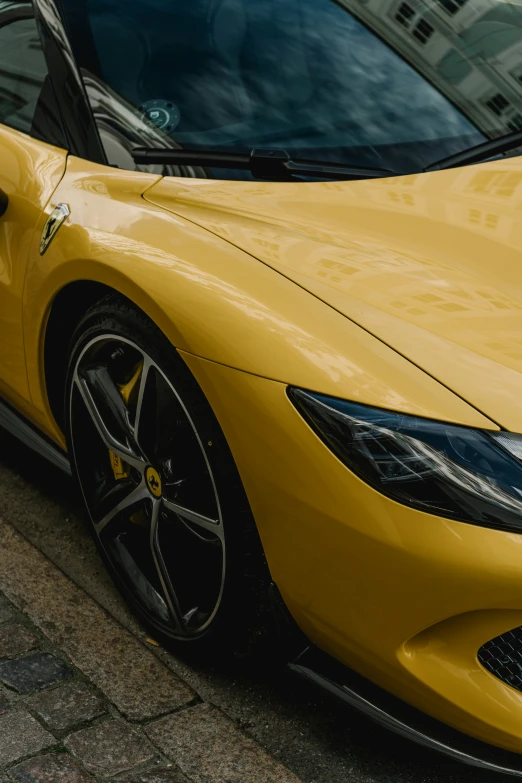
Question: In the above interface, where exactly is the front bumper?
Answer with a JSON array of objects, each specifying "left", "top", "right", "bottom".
[
  {"left": 290, "top": 645, "right": 522, "bottom": 775},
  {"left": 181, "top": 351, "right": 522, "bottom": 754}
]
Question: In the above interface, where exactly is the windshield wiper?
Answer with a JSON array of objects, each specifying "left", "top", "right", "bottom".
[
  {"left": 425, "top": 130, "right": 522, "bottom": 172},
  {"left": 131, "top": 147, "right": 398, "bottom": 181}
]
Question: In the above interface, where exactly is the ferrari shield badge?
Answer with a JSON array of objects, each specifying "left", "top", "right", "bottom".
[{"left": 40, "top": 203, "right": 70, "bottom": 255}]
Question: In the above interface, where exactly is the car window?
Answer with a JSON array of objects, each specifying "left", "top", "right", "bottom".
[
  {"left": 61, "top": 0, "right": 522, "bottom": 177},
  {"left": 60, "top": 0, "right": 483, "bottom": 177},
  {"left": 0, "top": 4, "right": 65, "bottom": 147}
]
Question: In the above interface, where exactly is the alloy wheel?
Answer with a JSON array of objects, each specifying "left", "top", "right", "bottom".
[{"left": 69, "top": 334, "right": 225, "bottom": 639}]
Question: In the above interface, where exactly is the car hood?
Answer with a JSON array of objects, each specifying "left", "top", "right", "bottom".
[{"left": 144, "top": 158, "right": 522, "bottom": 432}]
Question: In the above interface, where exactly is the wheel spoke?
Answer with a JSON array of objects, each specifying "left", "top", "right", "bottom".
[
  {"left": 74, "top": 370, "right": 145, "bottom": 472},
  {"left": 149, "top": 499, "right": 184, "bottom": 631},
  {"left": 134, "top": 356, "right": 154, "bottom": 458},
  {"left": 95, "top": 480, "right": 149, "bottom": 533},
  {"left": 162, "top": 497, "right": 223, "bottom": 539}
]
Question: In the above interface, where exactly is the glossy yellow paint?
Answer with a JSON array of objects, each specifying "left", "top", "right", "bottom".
[
  {"left": 181, "top": 353, "right": 522, "bottom": 753},
  {"left": 23, "top": 157, "right": 493, "bottom": 445},
  {"left": 5, "top": 150, "right": 522, "bottom": 753},
  {"left": 145, "top": 159, "right": 522, "bottom": 432},
  {"left": 0, "top": 125, "right": 66, "bottom": 408}
]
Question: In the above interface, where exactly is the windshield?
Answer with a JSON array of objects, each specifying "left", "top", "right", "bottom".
[{"left": 60, "top": 0, "right": 522, "bottom": 179}]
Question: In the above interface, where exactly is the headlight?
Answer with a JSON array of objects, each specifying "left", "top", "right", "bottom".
[{"left": 289, "top": 388, "right": 522, "bottom": 533}]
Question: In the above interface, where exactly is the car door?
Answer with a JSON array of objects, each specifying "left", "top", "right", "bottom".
[{"left": 0, "top": 0, "right": 68, "bottom": 411}]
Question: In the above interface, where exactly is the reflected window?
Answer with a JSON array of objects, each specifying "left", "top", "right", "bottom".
[
  {"left": 0, "top": 2, "right": 65, "bottom": 146},
  {"left": 395, "top": 2, "right": 415, "bottom": 26},
  {"left": 467, "top": 170, "right": 522, "bottom": 198},
  {"left": 413, "top": 19, "right": 434, "bottom": 44},
  {"left": 486, "top": 94, "right": 510, "bottom": 117},
  {"left": 436, "top": 0, "right": 467, "bottom": 15},
  {"left": 507, "top": 114, "right": 522, "bottom": 132},
  {"left": 469, "top": 209, "right": 499, "bottom": 229}
]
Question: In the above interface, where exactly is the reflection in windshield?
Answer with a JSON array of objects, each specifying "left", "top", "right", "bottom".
[{"left": 61, "top": 0, "right": 522, "bottom": 177}]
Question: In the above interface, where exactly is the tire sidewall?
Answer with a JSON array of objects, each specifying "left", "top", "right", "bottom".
[{"left": 64, "top": 298, "right": 269, "bottom": 658}]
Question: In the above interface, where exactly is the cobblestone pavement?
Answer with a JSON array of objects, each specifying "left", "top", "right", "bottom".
[
  {"left": 0, "top": 429, "right": 513, "bottom": 783},
  {"left": 0, "top": 527, "right": 300, "bottom": 782}
]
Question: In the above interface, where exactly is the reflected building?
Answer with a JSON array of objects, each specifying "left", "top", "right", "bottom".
[{"left": 343, "top": 0, "right": 522, "bottom": 136}]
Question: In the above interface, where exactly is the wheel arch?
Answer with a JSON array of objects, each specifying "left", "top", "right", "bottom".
[
  {"left": 36, "top": 261, "right": 184, "bottom": 440},
  {"left": 43, "top": 279, "right": 112, "bottom": 432}
]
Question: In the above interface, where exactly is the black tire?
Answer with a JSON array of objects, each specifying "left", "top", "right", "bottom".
[{"left": 64, "top": 294, "right": 270, "bottom": 658}]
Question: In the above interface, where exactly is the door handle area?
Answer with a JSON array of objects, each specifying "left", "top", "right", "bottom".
[{"left": 0, "top": 189, "right": 8, "bottom": 217}]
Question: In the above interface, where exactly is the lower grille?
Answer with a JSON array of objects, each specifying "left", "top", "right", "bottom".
[{"left": 478, "top": 627, "right": 522, "bottom": 692}]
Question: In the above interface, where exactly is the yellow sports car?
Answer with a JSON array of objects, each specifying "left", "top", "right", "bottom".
[{"left": 3, "top": 0, "right": 522, "bottom": 773}]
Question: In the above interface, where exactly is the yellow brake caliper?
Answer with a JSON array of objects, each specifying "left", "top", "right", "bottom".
[
  {"left": 109, "top": 450, "right": 129, "bottom": 480},
  {"left": 108, "top": 360, "right": 143, "bottom": 483},
  {"left": 108, "top": 360, "right": 147, "bottom": 526}
]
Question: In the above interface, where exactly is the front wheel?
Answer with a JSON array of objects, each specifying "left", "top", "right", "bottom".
[{"left": 65, "top": 296, "right": 269, "bottom": 655}]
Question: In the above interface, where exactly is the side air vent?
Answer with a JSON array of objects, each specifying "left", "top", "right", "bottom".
[{"left": 478, "top": 627, "right": 522, "bottom": 692}]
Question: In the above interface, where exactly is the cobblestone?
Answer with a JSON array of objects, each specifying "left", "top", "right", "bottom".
[
  {"left": 0, "top": 653, "right": 73, "bottom": 694},
  {"left": 0, "top": 519, "right": 306, "bottom": 783},
  {"left": 0, "top": 525, "right": 193, "bottom": 720},
  {"left": 0, "top": 711, "right": 54, "bottom": 766},
  {"left": 145, "top": 703, "right": 301, "bottom": 783},
  {"left": 120, "top": 769, "right": 187, "bottom": 783},
  {"left": 0, "top": 600, "right": 14, "bottom": 625},
  {"left": 0, "top": 624, "right": 38, "bottom": 660},
  {"left": 0, "top": 686, "right": 11, "bottom": 714},
  {"left": 66, "top": 721, "right": 156, "bottom": 777},
  {"left": 27, "top": 681, "right": 106, "bottom": 733},
  {"left": 8, "top": 754, "right": 94, "bottom": 782}
]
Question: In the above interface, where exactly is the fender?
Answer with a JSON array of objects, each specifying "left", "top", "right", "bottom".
[{"left": 23, "top": 157, "right": 493, "bottom": 443}]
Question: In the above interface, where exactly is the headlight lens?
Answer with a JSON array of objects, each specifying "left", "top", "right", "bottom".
[{"left": 289, "top": 388, "right": 522, "bottom": 533}]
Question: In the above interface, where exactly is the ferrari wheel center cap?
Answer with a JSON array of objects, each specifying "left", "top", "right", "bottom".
[{"left": 145, "top": 466, "right": 162, "bottom": 498}]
